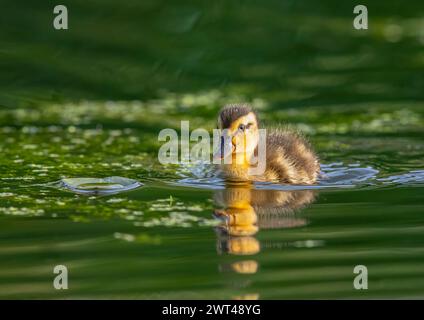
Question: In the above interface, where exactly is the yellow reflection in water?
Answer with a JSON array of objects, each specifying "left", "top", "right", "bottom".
[{"left": 214, "top": 182, "right": 317, "bottom": 274}]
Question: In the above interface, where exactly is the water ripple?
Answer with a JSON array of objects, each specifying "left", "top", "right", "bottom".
[
  {"left": 378, "top": 170, "right": 424, "bottom": 185},
  {"left": 172, "top": 162, "right": 423, "bottom": 191}
]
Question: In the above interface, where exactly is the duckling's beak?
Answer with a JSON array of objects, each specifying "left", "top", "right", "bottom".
[{"left": 213, "top": 134, "right": 234, "bottom": 161}]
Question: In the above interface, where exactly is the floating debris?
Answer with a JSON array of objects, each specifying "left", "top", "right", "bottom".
[
  {"left": 59, "top": 176, "right": 143, "bottom": 196},
  {"left": 138, "top": 212, "right": 219, "bottom": 228}
]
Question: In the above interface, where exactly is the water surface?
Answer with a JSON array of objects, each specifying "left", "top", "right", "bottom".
[{"left": 1, "top": 0, "right": 424, "bottom": 299}]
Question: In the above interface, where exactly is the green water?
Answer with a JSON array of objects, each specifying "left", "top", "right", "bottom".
[{"left": 1, "top": 0, "right": 424, "bottom": 299}]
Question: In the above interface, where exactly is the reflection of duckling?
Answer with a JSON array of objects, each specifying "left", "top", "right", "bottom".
[
  {"left": 231, "top": 260, "right": 259, "bottom": 274},
  {"left": 216, "top": 183, "right": 317, "bottom": 283},
  {"left": 215, "top": 183, "right": 316, "bottom": 256},
  {"left": 215, "top": 184, "right": 316, "bottom": 231},
  {"left": 214, "top": 185, "right": 258, "bottom": 237},
  {"left": 233, "top": 293, "right": 260, "bottom": 300},
  {"left": 214, "top": 189, "right": 261, "bottom": 256},
  {"left": 215, "top": 104, "right": 320, "bottom": 184},
  {"left": 215, "top": 184, "right": 317, "bottom": 279}
]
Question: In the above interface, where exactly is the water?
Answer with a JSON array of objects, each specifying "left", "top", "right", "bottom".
[
  {"left": 1, "top": 0, "right": 424, "bottom": 299},
  {"left": 58, "top": 177, "right": 143, "bottom": 195}
]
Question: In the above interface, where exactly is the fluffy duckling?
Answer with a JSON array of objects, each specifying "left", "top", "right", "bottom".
[{"left": 215, "top": 104, "right": 320, "bottom": 184}]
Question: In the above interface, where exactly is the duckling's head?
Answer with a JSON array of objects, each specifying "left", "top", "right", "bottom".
[{"left": 216, "top": 104, "right": 259, "bottom": 161}]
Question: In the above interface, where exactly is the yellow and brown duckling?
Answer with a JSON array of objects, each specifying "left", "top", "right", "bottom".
[{"left": 214, "top": 104, "right": 320, "bottom": 184}]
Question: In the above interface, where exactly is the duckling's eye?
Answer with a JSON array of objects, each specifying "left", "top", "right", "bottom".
[
  {"left": 246, "top": 123, "right": 253, "bottom": 129},
  {"left": 238, "top": 124, "right": 246, "bottom": 131}
]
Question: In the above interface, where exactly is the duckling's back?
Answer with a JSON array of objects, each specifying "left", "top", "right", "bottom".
[{"left": 262, "top": 128, "right": 320, "bottom": 184}]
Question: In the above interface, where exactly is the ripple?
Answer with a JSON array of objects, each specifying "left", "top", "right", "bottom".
[
  {"left": 319, "top": 163, "right": 379, "bottom": 186},
  {"left": 170, "top": 162, "right": 423, "bottom": 191},
  {"left": 378, "top": 170, "right": 424, "bottom": 185},
  {"left": 58, "top": 176, "right": 143, "bottom": 196}
]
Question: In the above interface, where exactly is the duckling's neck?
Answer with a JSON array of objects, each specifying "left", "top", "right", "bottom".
[
  {"left": 231, "top": 150, "right": 255, "bottom": 167},
  {"left": 219, "top": 151, "right": 258, "bottom": 181}
]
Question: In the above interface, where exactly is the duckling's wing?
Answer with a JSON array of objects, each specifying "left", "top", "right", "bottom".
[{"left": 265, "top": 128, "right": 320, "bottom": 184}]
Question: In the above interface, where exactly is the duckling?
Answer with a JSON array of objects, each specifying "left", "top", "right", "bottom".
[{"left": 214, "top": 104, "right": 320, "bottom": 184}]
